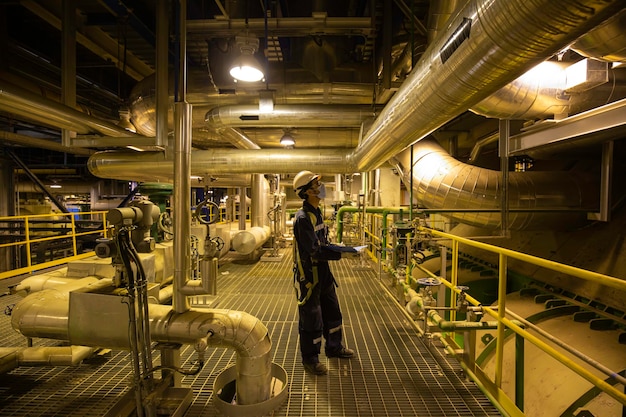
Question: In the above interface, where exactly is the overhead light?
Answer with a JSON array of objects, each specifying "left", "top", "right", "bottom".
[
  {"left": 280, "top": 132, "right": 295, "bottom": 147},
  {"left": 50, "top": 183, "right": 62, "bottom": 189},
  {"left": 230, "top": 36, "right": 264, "bottom": 82}
]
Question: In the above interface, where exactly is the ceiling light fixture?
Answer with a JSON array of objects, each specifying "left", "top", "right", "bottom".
[{"left": 230, "top": 36, "right": 264, "bottom": 82}]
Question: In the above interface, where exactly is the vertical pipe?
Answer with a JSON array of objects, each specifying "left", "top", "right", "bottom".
[
  {"left": 172, "top": 0, "right": 191, "bottom": 314},
  {"left": 515, "top": 332, "right": 525, "bottom": 411},
  {"left": 438, "top": 245, "right": 447, "bottom": 308},
  {"left": 173, "top": 102, "right": 192, "bottom": 314},
  {"left": 499, "top": 120, "right": 510, "bottom": 236},
  {"left": 495, "top": 253, "right": 508, "bottom": 387},
  {"left": 61, "top": 0, "right": 76, "bottom": 147},
  {"left": 409, "top": 144, "right": 414, "bottom": 221},
  {"left": 450, "top": 240, "right": 458, "bottom": 323},
  {"left": 178, "top": 0, "right": 187, "bottom": 104},
  {"left": 156, "top": 0, "right": 169, "bottom": 148},
  {"left": 595, "top": 140, "right": 613, "bottom": 222},
  {"left": 238, "top": 187, "right": 247, "bottom": 230},
  {"left": 251, "top": 174, "right": 265, "bottom": 228}
]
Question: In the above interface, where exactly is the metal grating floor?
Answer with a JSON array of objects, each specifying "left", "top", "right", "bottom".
[{"left": 0, "top": 250, "right": 502, "bottom": 417}]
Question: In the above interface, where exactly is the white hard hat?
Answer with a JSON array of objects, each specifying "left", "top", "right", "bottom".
[{"left": 293, "top": 170, "right": 320, "bottom": 191}]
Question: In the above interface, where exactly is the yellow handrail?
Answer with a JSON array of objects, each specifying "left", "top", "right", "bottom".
[
  {"left": 0, "top": 211, "right": 108, "bottom": 280},
  {"left": 417, "top": 227, "right": 626, "bottom": 410}
]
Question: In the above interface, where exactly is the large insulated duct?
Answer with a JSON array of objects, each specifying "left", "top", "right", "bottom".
[
  {"left": 348, "top": 0, "right": 626, "bottom": 172},
  {"left": 570, "top": 7, "right": 626, "bottom": 62},
  {"left": 392, "top": 139, "right": 599, "bottom": 230},
  {"left": 205, "top": 104, "right": 374, "bottom": 128},
  {"left": 0, "top": 80, "right": 135, "bottom": 138},
  {"left": 88, "top": 148, "right": 357, "bottom": 181},
  {"left": 89, "top": 0, "right": 624, "bottom": 175},
  {"left": 10, "top": 280, "right": 272, "bottom": 406}
]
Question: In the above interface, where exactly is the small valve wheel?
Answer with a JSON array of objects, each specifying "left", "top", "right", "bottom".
[{"left": 417, "top": 277, "right": 441, "bottom": 286}]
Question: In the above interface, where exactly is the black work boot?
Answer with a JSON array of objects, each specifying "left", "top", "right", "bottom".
[
  {"left": 326, "top": 347, "right": 355, "bottom": 359},
  {"left": 303, "top": 362, "right": 328, "bottom": 375}
]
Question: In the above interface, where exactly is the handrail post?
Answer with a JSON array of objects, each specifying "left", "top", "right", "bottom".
[
  {"left": 24, "top": 215, "right": 32, "bottom": 270},
  {"left": 70, "top": 214, "right": 78, "bottom": 256},
  {"left": 495, "top": 253, "right": 507, "bottom": 387},
  {"left": 515, "top": 332, "right": 525, "bottom": 411}
]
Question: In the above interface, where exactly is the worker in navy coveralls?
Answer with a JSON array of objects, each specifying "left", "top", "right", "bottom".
[{"left": 292, "top": 170, "right": 354, "bottom": 376}]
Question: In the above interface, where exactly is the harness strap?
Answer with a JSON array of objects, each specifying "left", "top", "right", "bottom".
[{"left": 293, "top": 210, "right": 322, "bottom": 306}]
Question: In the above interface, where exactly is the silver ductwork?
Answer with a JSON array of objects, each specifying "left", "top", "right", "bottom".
[
  {"left": 571, "top": 7, "right": 626, "bottom": 62},
  {"left": 88, "top": 148, "right": 357, "bottom": 181},
  {"left": 392, "top": 139, "right": 599, "bottom": 230},
  {"left": 205, "top": 104, "right": 375, "bottom": 128},
  {"left": 0, "top": 80, "right": 135, "bottom": 138},
  {"left": 348, "top": 0, "right": 625, "bottom": 172}
]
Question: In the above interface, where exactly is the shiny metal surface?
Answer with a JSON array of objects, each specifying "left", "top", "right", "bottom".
[
  {"left": 351, "top": 0, "right": 625, "bottom": 172},
  {"left": 393, "top": 139, "right": 598, "bottom": 230}
]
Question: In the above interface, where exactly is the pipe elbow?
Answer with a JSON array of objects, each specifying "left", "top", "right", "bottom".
[{"left": 149, "top": 306, "right": 271, "bottom": 359}]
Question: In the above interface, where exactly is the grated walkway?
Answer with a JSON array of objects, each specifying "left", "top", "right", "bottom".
[{"left": 0, "top": 249, "right": 501, "bottom": 417}]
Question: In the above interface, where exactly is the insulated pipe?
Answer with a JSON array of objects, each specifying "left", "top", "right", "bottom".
[
  {"left": 88, "top": 148, "right": 356, "bottom": 181},
  {"left": 232, "top": 226, "right": 271, "bottom": 255},
  {"left": 348, "top": 0, "right": 625, "bottom": 172},
  {"left": 205, "top": 104, "right": 375, "bottom": 128},
  {"left": 171, "top": 102, "right": 193, "bottom": 312},
  {"left": 13, "top": 276, "right": 99, "bottom": 296},
  {"left": 10, "top": 290, "right": 272, "bottom": 406},
  {"left": 0, "top": 80, "right": 135, "bottom": 138},
  {"left": 392, "top": 139, "right": 599, "bottom": 230},
  {"left": 0, "top": 346, "right": 96, "bottom": 374}
]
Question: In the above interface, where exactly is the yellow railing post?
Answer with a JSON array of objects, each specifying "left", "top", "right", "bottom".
[
  {"left": 495, "top": 252, "right": 507, "bottom": 388},
  {"left": 70, "top": 213, "right": 78, "bottom": 256},
  {"left": 24, "top": 216, "right": 32, "bottom": 270}
]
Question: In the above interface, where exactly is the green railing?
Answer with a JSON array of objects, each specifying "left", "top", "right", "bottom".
[{"left": 0, "top": 211, "right": 108, "bottom": 280}]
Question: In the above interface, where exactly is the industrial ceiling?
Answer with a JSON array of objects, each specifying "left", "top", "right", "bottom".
[{"left": 1, "top": 0, "right": 626, "bottom": 187}]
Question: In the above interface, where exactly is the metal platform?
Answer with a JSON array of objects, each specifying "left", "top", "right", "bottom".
[{"left": 0, "top": 250, "right": 502, "bottom": 417}]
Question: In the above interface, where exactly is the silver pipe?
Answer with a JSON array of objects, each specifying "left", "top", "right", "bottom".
[
  {"left": 205, "top": 104, "right": 375, "bottom": 128},
  {"left": 0, "top": 346, "right": 96, "bottom": 373},
  {"left": 349, "top": 0, "right": 625, "bottom": 172},
  {"left": 426, "top": 0, "right": 464, "bottom": 44},
  {"left": 0, "top": 80, "right": 135, "bottom": 137},
  {"left": 88, "top": 148, "right": 357, "bottom": 181},
  {"left": 219, "top": 127, "right": 261, "bottom": 150},
  {"left": 250, "top": 175, "right": 267, "bottom": 228},
  {"left": 0, "top": 131, "right": 94, "bottom": 155},
  {"left": 9, "top": 288, "right": 272, "bottom": 406},
  {"left": 470, "top": 61, "right": 570, "bottom": 120},
  {"left": 571, "top": 7, "right": 626, "bottom": 62},
  {"left": 149, "top": 304, "right": 272, "bottom": 405},
  {"left": 238, "top": 187, "right": 247, "bottom": 231},
  {"left": 172, "top": 102, "right": 192, "bottom": 313},
  {"left": 392, "top": 139, "right": 599, "bottom": 230},
  {"left": 155, "top": 0, "right": 169, "bottom": 148}
]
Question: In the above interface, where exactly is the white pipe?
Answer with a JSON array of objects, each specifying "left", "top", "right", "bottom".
[{"left": 9, "top": 289, "right": 272, "bottom": 406}]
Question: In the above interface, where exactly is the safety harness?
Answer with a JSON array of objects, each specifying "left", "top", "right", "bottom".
[{"left": 293, "top": 210, "right": 321, "bottom": 306}]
